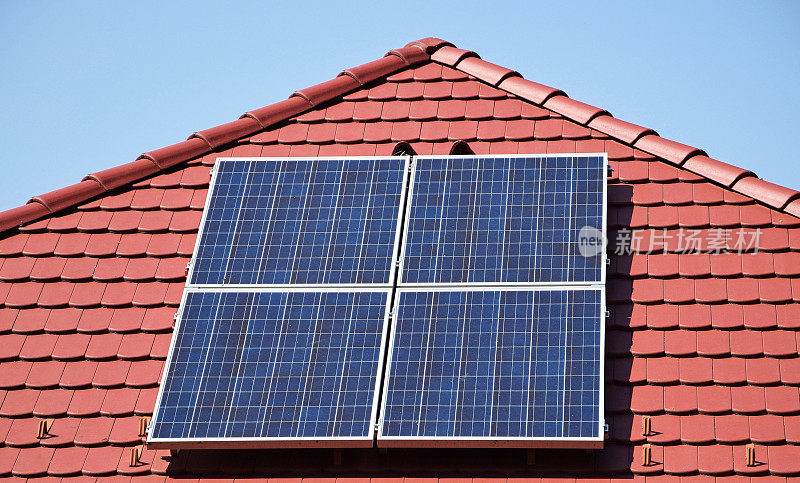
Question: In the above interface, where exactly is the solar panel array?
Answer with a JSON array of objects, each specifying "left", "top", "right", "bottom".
[
  {"left": 401, "top": 155, "right": 605, "bottom": 285},
  {"left": 151, "top": 154, "right": 606, "bottom": 449},
  {"left": 379, "top": 288, "right": 602, "bottom": 443},
  {"left": 189, "top": 158, "right": 406, "bottom": 286}
]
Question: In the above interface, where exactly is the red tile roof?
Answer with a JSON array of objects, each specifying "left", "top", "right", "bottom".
[{"left": 0, "top": 36, "right": 799, "bottom": 480}]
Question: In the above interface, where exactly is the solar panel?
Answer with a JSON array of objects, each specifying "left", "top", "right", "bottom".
[
  {"left": 149, "top": 289, "right": 390, "bottom": 448},
  {"left": 400, "top": 155, "right": 606, "bottom": 286},
  {"left": 378, "top": 288, "right": 604, "bottom": 447},
  {"left": 189, "top": 157, "right": 408, "bottom": 287}
]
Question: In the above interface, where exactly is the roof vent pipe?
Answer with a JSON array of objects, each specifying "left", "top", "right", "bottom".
[
  {"left": 449, "top": 140, "right": 474, "bottom": 155},
  {"left": 392, "top": 142, "right": 417, "bottom": 156}
]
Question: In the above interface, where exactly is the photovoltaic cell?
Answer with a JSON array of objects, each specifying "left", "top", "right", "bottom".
[
  {"left": 401, "top": 155, "right": 605, "bottom": 285},
  {"left": 150, "top": 290, "right": 389, "bottom": 444},
  {"left": 190, "top": 157, "right": 407, "bottom": 286},
  {"left": 379, "top": 288, "right": 603, "bottom": 443}
]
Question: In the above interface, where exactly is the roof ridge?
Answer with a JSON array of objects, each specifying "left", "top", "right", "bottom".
[
  {"left": 1, "top": 36, "right": 798, "bottom": 233},
  {"left": 0, "top": 38, "right": 451, "bottom": 233},
  {"left": 426, "top": 45, "right": 800, "bottom": 217}
]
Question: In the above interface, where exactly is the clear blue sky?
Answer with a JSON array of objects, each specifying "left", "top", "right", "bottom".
[{"left": 0, "top": 1, "right": 798, "bottom": 211}]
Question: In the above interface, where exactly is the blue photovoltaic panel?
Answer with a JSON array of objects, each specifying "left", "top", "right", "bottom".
[
  {"left": 401, "top": 155, "right": 605, "bottom": 285},
  {"left": 151, "top": 290, "right": 388, "bottom": 443},
  {"left": 379, "top": 289, "right": 602, "bottom": 442},
  {"left": 190, "top": 157, "right": 406, "bottom": 286}
]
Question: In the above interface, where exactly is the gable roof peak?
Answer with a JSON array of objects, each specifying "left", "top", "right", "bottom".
[{"left": 1, "top": 36, "right": 798, "bottom": 233}]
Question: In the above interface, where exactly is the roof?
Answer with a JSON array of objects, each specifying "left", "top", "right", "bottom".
[{"left": 0, "top": 36, "right": 799, "bottom": 480}]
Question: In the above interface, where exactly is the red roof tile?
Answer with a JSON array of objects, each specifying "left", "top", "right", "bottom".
[
  {"left": 749, "top": 414, "right": 785, "bottom": 444},
  {"left": 100, "top": 192, "right": 133, "bottom": 211},
  {"left": 664, "top": 385, "right": 697, "bottom": 414},
  {"left": 189, "top": 191, "right": 209, "bottom": 210},
  {"left": 135, "top": 388, "right": 158, "bottom": 416},
  {"left": 132, "top": 283, "right": 168, "bottom": 307},
  {"left": 77, "top": 211, "right": 114, "bottom": 232},
  {"left": 448, "top": 120, "right": 478, "bottom": 141},
  {"left": 145, "top": 233, "right": 181, "bottom": 258},
  {"left": 60, "top": 361, "right": 98, "bottom": 390},
  {"left": 679, "top": 357, "right": 711, "bottom": 384},
  {"left": 630, "top": 385, "right": 663, "bottom": 414},
  {"left": 368, "top": 83, "right": 399, "bottom": 101},
  {"left": 76, "top": 307, "right": 113, "bottom": 333},
  {"left": 766, "top": 386, "right": 800, "bottom": 414},
  {"left": 731, "top": 385, "right": 766, "bottom": 414},
  {"left": 648, "top": 304, "right": 679, "bottom": 330},
  {"left": 130, "top": 189, "right": 165, "bottom": 210},
  {"left": 20, "top": 334, "right": 58, "bottom": 360},
  {"left": 82, "top": 446, "right": 124, "bottom": 476},
  {"left": 0, "top": 333, "right": 26, "bottom": 360},
  {"left": 0, "top": 257, "right": 35, "bottom": 282},
  {"left": 94, "top": 259, "right": 127, "bottom": 283},
  {"left": 67, "top": 388, "right": 107, "bottom": 417},
  {"left": 109, "top": 307, "right": 146, "bottom": 333},
  {"left": 698, "top": 385, "right": 732, "bottom": 414},
  {"left": 84, "top": 233, "right": 122, "bottom": 257},
  {"left": 768, "top": 445, "right": 800, "bottom": 475},
  {"left": 395, "top": 82, "right": 424, "bottom": 101},
  {"left": 47, "top": 211, "right": 82, "bottom": 232},
  {"left": 6, "top": 282, "right": 45, "bottom": 308},
  {"left": 123, "top": 258, "right": 158, "bottom": 282},
  {"left": 30, "top": 257, "right": 67, "bottom": 282},
  {"left": 419, "top": 120, "right": 448, "bottom": 142},
  {"left": 747, "top": 357, "right": 781, "bottom": 385},
  {"left": 4, "top": 416, "right": 39, "bottom": 447},
  {"left": 147, "top": 171, "right": 183, "bottom": 190},
  {"left": 138, "top": 211, "right": 172, "bottom": 233},
  {"left": 60, "top": 258, "right": 96, "bottom": 282},
  {"left": 647, "top": 357, "right": 679, "bottom": 384},
  {"left": 0, "top": 389, "right": 39, "bottom": 417},
  {"left": 697, "top": 444, "right": 734, "bottom": 476},
  {"left": 101, "top": 283, "right": 136, "bottom": 307},
  {"left": 52, "top": 333, "right": 91, "bottom": 361},
  {"left": 48, "top": 445, "right": 89, "bottom": 476},
  {"left": 709, "top": 204, "right": 740, "bottom": 227},
  {"left": 101, "top": 387, "right": 139, "bottom": 417},
  {"left": 116, "top": 234, "right": 151, "bottom": 258},
  {"left": 663, "top": 443, "right": 698, "bottom": 475},
  {"left": 713, "top": 414, "right": 749, "bottom": 444},
  {"left": 0, "top": 361, "right": 31, "bottom": 390},
  {"left": 32, "top": 388, "right": 73, "bottom": 417},
  {"left": 109, "top": 211, "right": 143, "bottom": 233},
  {"left": 117, "top": 333, "right": 155, "bottom": 360},
  {"left": 12, "top": 307, "right": 48, "bottom": 333},
  {"left": 43, "top": 308, "right": 80, "bottom": 334},
  {"left": 786, "top": 416, "right": 800, "bottom": 444},
  {"left": 12, "top": 446, "right": 55, "bottom": 477},
  {"left": 422, "top": 81, "right": 452, "bottom": 100},
  {"left": 126, "top": 360, "right": 163, "bottom": 388},
  {"left": 38, "top": 282, "right": 75, "bottom": 308},
  {"left": 86, "top": 333, "right": 123, "bottom": 360},
  {"left": 0, "top": 235, "right": 29, "bottom": 256},
  {"left": 74, "top": 417, "right": 113, "bottom": 447},
  {"left": 26, "top": 361, "right": 66, "bottom": 389}
]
